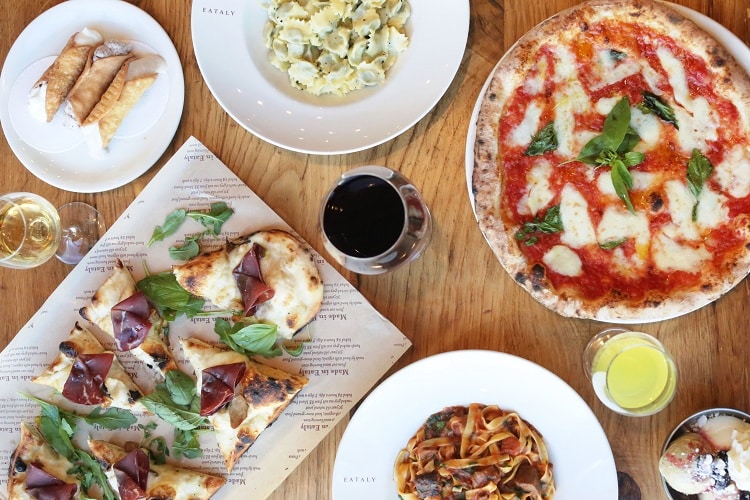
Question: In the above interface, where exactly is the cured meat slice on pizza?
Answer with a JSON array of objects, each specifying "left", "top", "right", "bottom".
[
  {"left": 8, "top": 421, "right": 80, "bottom": 499},
  {"left": 472, "top": 0, "right": 750, "bottom": 322},
  {"left": 172, "top": 229, "right": 324, "bottom": 339},
  {"left": 179, "top": 337, "right": 308, "bottom": 472},
  {"left": 87, "top": 439, "right": 226, "bottom": 500},
  {"left": 79, "top": 259, "right": 178, "bottom": 376},
  {"left": 32, "top": 322, "right": 144, "bottom": 410}
]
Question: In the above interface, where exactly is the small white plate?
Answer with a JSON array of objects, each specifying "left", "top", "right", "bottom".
[
  {"left": 331, "top": 350, "right": 618, "bottom": 499},
  {"left": 0, "top": 0, "right": 184, "bottom": 193},
  {"left": 191, "top": 0, "right": 469, "bottom": 155}
]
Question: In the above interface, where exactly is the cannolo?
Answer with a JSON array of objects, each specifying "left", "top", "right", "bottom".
[
  {"left": 28, "top": 27, "right": 103, "bottom": 122},
  {"left": 81, "top": 54, "right": 165, "bottom": 151},
  {"left": 65, "top": 40, "right": 132, "bottom": 125}
]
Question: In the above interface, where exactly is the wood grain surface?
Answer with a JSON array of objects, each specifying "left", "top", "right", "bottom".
[{"left": 0, "top": 1, "right": 748, "bottom": 498}]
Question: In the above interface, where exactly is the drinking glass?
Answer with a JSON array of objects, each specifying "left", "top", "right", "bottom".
[
  {"left": 0, "top": 192, "right": 105, "bottom": 269},
  {"left": 319, "top": 166, "right": 432, "bottom": 274},
  {"left": 583, "top": 328, "right": 677, "bottom": 416}
]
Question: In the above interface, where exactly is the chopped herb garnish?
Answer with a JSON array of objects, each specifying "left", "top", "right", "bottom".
[
  {"left": 599, "top": 237, "right": 627, "bottom": 250},
  {"left": 515, "top": 205, "right": 563, "bottom": 246},
  {"left": 686, "top": 149, "right": 714, "bottom": 221},
  {"left": 610, "top": 49, "right": 628, "bottom": 61},
  {"left": 524, "top": 122, "right": 558, "bottom": 156},
  {"left": 576, "top": 97, "right": 645, "bottom": 213},
  {"left": 638, "top": 91, "right": 678, "bottom": 129}
]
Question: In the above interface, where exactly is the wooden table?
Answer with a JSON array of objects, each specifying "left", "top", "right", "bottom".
[{"left": 1, "top": 1, "right": 748, "bottom": 498}]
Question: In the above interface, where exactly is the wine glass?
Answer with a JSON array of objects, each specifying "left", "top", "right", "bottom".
[{"left": 0, "top": 192, "right": 105, "bottom": 269}]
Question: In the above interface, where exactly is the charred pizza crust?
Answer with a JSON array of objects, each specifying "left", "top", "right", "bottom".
[
  {"left": 79, "top": 259, "right": 178, "bottom": 375},
  {"left": 8, "top": 422, "right": 80, "bottom": 499},
  {"left": 173, "top": 229, "right": 324, "bottom": 338},
  {"left": 473, "top": 0, "right": 750, "bottom": 322},
  {"left": 87, "top": 439, "right": 225, "bottom": 500},
  {"left": 179, "top": 337, "right": 308, "bottom": 472},
  {"left": 31, "top": 322, "right": 144, "bottom": 410}
]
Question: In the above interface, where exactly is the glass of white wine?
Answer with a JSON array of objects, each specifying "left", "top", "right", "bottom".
[{"left": 0, "top": 192, "right": 105, "bottom": 269}]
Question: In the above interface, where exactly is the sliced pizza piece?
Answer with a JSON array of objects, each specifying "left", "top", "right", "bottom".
[
  {"left": 32, "top": 322, "right": 144, "bottom": 410},
  {"left": 8, "top": 421, "right": 80, "bottom": 499},
  {"left": 173, "top": 229, "right": 323, "bottom": 338},
  {"left": 87, "top": 439, "right": 225, "bottom": 500},
  {"left": 179, "top": 337, "right": 308, "bottom": 472},
  {"left": 79, "top": 259, "right": 177, "bottom": 376}
]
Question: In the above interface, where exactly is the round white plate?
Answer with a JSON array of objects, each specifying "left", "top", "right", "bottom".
[
  {"left": 464, "top": 3, "right": 750, "bottom": 324},
  {"left": 191, "top": 0, "right": 469, "bottom": 155},
  {"left": 331, "top": 350, "right": 618, "bottom": 499},
  {"left": 0, "top": 0, "right": 184, "bottom": 193}
]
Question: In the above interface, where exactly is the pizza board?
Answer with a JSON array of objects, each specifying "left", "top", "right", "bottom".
[{"left": 0, "top": 136, "right": 412, "bottom": 499}]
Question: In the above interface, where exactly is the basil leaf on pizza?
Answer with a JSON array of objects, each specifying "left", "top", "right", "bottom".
[{"left": 473, "top": 0, "right": 750, "bottom": 322}]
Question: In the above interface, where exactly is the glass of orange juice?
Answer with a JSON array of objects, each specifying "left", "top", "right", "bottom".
[{"left": 584, "top": 328, "right": 677, "bottom": 416}]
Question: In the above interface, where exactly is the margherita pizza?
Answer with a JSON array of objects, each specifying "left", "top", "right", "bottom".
[{"left": 473, "top": 0, "right": 750, "bottom": 321}]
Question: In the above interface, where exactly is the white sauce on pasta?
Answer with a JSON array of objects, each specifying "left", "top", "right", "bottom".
[{"left": 260, "top": 0, "right": 411, "bottom": 95}]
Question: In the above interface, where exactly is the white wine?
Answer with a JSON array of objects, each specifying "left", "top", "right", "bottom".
[{"left": 0, "top": 194, "right": 61, "bottom": 269}]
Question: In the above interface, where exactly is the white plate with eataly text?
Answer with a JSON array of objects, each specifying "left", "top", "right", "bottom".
[
  {"left": 0, "top": 0, "right": 184, "bottom": 193},
  {"left": 332, "top": 350, "right": 618, "bottom": 499},
  {"left": 191, "top": 0, "right": 469, "bottom": 155}
]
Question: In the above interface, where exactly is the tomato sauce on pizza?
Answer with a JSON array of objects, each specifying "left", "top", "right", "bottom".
[{"left": 473, "top": 0, "right": 750, "bottom": 321}]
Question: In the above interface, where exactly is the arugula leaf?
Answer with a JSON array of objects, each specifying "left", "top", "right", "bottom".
[
  {"left": 524, "top": 122, "right": 558, "bottom": 156},
  {"left": 136, "top": 272, "right": 206, "bottom": 320},
  {"left": 687, "top": 149, "right": 714, "bottom": 220},
  {"left": 187, "top": 202, "right": 234, "bottom": 235},
  {"left": 173, "top": 428, "right": 203, "bottom": 460},
  {"left": 143, "top": 435, "right": 169, "bottom": 465},
  {"left": 72, "top": 450, "right": 118, "bottom": 500},
  {"left": 81, "top": 406, "right": 137, "bottom": 430},
  {"left": 599, "top": 237, "right": 628, "bottom": 250},
  {"left": 169, "top": 235, "right": 201, "bottom": 261},
  {"left": 148, "top": 209, "right": 187, "bottom": 246},
  {"left": 215, "top": 318, "right": 283, "bottom": 358},
  {"left": 514, "top": 205, "right": 563, "bottom": 246},
  {"left": 639, "top": 91, "right": 678, "bottom": 129}
]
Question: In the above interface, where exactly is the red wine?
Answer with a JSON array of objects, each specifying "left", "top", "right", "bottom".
[{"left": 323, "top": 175, "right": 405, "bottom": 258}]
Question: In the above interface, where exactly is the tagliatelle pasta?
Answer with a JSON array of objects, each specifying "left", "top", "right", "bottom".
[
  {"left": 260, "top": 0, "right": 411, "bottom": 95},
  {"left": 394, "top": 404, "right": 555, "bottom": 500}
]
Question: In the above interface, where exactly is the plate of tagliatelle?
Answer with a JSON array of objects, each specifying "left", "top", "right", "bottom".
[
  {"left": 191, "top": 0, "right": 469, "bottom": 155},
  {"left": 331, "top": 350, "right": 618, "bottom": 499},
  {"left": 0, "top": 0, "right": 184, "bottom": 193}
]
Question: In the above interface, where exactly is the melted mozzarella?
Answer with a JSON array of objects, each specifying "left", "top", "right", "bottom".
[
  {"left": 596, "top": 171, "right": 658, "bottom": 197},
  {"left": 552, "top": 45, "right": 591, "bottom": 157},
  {"left": 715, "top": 144, "right": 750, "bottom": 198},
  {"left": 510, "top": 101, "right": 543, "bottom": 147},
  {"left": 597, "top": 206, "right": 650, "bottom": 256},
  {"left": 630, "top": 107, "right": 662, "bottom": 149},
  {"left": 560, "top": 184, "right": 596, "bottom": 248},
  {"left": 695, "top": 186, "right": 729, "bottom": 230},
  {"left": 664, "top": 180, "right": 700, "bottom": 240},
  {"left": 652, "top": 229, "right": 710, "bottom": 272},
  {"left": 523, "top": 160, "right": 554, "bottom": 216},
  {"left": 523, "top": 57, "right": 547, "bottom": 95},
  {"left": 543, "top": 245, "right": 582, "bottom": 277},
  {"left": 591, "top": 49, "right": 642, "bottom": 90}
]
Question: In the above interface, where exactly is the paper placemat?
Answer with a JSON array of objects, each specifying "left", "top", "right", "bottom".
[{"left": 0, "top": 136, "right": 412, "bottom": 499}]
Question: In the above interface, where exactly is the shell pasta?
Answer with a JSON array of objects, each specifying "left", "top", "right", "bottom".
[{"left": 394, "top": 404, "right": 555, "bottom": 499}]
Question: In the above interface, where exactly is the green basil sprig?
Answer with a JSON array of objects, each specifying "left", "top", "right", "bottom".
[
  {"left": 599, "top": 237, "right": 627, "bottom": 250},
  {"left": 687, "top": 149, "right": 714, "bottom": 221},
  {"left": 638, "top": 91, "right": 678, "bottom": 129},
  {"left": 214, "top": 318, "right": 283, "bottom": 358},
  {"left": 525, "top": 122, "right": 558, "bottom": 156},
  {"left": 576, "top": 97, "right": 644, "bottom": 213},
  {"left": 514, "top": 205, "right": 563, "bottom": 246}
]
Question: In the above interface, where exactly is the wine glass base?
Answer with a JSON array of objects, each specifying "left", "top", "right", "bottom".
[{"left": 55, "top": 202, "right": 106, "bottom": 265}]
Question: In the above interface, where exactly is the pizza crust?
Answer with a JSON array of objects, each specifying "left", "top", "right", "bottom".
[{"left": 472, "top": 0, "right": 750, "bottom": 322}]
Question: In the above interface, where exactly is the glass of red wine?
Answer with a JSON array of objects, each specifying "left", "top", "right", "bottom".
[{"left": 320, "top": 166, "right": 432, "bottom": 274}]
